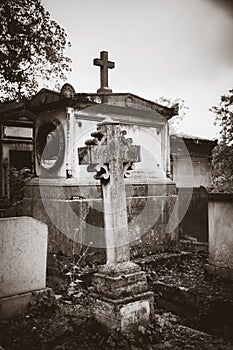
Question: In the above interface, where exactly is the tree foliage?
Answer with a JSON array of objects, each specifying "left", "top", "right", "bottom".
[
  {"left": 0, "top": 0, "right": 71, "bottom": 101},
  {"left": 211, "top": 88, "right": 233, "bottom": 191}
]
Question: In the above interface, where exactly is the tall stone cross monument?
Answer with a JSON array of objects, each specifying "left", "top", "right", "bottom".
[
  {"left": 78, "top": 118, "right": 154, "bottom": 333},
  {"left": 93, "top": 51, "right": 115, "bottom": 94},
  {"left": 79, "top": 117, "right": 140, "bottom": 263}
]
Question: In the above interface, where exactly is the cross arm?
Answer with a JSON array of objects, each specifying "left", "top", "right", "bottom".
[
  {"left": 93, "top": 58, "right": 115, "bottom": 69},
  {"left": 78, "top": 145, "right": 109, "bottom": 165},
  {"left": 78, "top": 144, "right": 141, "bottom": 166},
  {"left": 93, "top": 58, "right": 102, "bottom": 66}
]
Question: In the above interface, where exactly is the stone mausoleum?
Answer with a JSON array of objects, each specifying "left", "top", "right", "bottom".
[{"left": 5, "top": 52, "right": 180, "bottom": 255}]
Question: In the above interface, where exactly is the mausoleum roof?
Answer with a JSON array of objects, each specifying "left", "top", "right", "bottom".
[
  {"left": 170, "top": 133, "right": 217, "bottom": 158},
  {"left": 0, "top": 86, "right": 178, "bottom": 125}
]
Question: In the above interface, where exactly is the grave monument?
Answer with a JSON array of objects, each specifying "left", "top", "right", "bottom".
[
  {"left": 0, "top": 217, "right": 49, "bottom": 319},
  {"left": 23, "top": 51, "right": 179, "bottom": 255},
  {"left": 78, "top": 118, "right": 153, "bottom": 331}
]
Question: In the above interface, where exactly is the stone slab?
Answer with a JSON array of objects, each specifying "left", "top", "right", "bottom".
[
  {"left": 0, "top": 288, "right": 51, "bottom": 320},
  {"left": 92, "top": 291, "right": 154, "bottom": 333},
  {"left": 97, "top": 261, "right": 141, "bottom": 276},
  {"left": 92, "top": 270, "right": 148, "bottom": 299},
  {"left": 208, "top": 198, "right": 233, "bottom": 277},
  {"left": 0, "top": 216, "right": 48, "bottom": 298},
  {"left": 92, "top": 262, "right": 148, "bottom": 299}
]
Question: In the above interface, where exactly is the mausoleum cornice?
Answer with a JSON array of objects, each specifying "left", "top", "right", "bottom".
[{"left": 0, "top": 85, "right": 178, "bottom": 124}]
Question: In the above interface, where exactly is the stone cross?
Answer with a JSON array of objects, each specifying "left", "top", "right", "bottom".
[
  {"left": 93, "top": 51, "right": 115, "bottom": 94},
  {"left": 78, "top": 118, "right": 141, "bottom": 264}
]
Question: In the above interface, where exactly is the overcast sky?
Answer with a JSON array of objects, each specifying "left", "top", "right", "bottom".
[{"left": 42, "top": 0, "right": 233, "bottom": 139}]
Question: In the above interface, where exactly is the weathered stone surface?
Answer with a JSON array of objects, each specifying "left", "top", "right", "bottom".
[
  {"left": 120, "top": 299, "right": 150, "bottom": 331},
  {"left": 170, "top": 135, "right": 216, "bottom": 188},
  {"left": 23, "top": 178, "right": 176, "bottom": 199},
  {"left": 92, "top": 291, "right": 154, "bottom": 333},
  {"left": 0, "top": 217, "right": 48, "bottom": 298},
  {"left": 97, "top": 261, "right": 141, "bottom": 276},
  {"left": 208, "top": 193, "right": 233, "bottom": 281},
  {"left": 91, "top": 259, "right": 154, "bottom": 332},
  {"left": 23, "top": 90, "right": 178, "bottom": 255},
  {"left": 78, "top": 120, "right": 142, "bottom": 264},
  {"left": 23, "top": 181, "right": 178, "bottom": 255},
  {"left": 78, "top": 121, "right": 155, "bottom": 333},
  {"left": 92, "top": 273, "right": 148, "bottom": 299}
]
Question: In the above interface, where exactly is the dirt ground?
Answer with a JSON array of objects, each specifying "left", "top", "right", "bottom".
[{"left": 1, "top": 250, "right": 233, "bottom": 350}]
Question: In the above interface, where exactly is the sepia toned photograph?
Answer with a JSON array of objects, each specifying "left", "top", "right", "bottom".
[{"left": 0, "top": 0, "right": 233, "bottom": 349}]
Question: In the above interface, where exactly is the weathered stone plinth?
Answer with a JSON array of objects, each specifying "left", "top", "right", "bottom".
[{"left": 92, "top": 261, "right": 154, "bottom": 333}]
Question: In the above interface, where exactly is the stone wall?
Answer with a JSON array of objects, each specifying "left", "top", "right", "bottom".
[{"left": 23, "top": 179, "right": 178, "bottom": 257}]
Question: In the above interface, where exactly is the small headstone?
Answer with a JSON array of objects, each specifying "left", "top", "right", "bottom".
[
  {"left": 206, "top": 193, "right": 233, "bottom": 281},
  {"left": 0, "top": 217, "right": 48, "bottom": 319}
]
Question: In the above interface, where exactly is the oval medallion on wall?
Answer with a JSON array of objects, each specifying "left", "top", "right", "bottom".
[{"left": 35, "top": 119, "right": 65, "bottom": 173}]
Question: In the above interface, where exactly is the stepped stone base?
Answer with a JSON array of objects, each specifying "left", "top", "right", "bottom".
[{"left": 92, "top": 261, "right": 154, "bottom": 332}]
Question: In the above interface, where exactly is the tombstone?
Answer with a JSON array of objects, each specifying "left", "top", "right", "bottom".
[
  {"left": 78, "top": 119, "right": 154, "bottom": 332},
  {"left": 205, "top": 192, "right": 233, "bottom": 281},
  {"left": 0, "top": 217, "right": 49, "bottom": 319},
  {"left": 22, "top": 51, "right": 179, "bottom": 255}
]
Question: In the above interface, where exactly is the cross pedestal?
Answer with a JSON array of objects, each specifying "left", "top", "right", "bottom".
[{"left": 78, "top": 118, "right": 154, "bottom": 332}]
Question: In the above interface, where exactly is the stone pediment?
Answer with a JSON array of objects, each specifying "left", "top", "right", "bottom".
[
  {"left": 75, "top": 93, "right": 178, "bottom": 127},
  {"left": 26, "top": 88, "right": 97, "bottom": 112},
  {"left": 104, "top": 93, "right": 177, "bottom": 117},
  {"left": 27, "top": 89, "right": 63, "bottom": 110},
  {"left": 83, "top": 92, "right": 178, "bottom": 121},
  {"left": 19, "top": 87, "right": 178, "bottom": 125}
]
